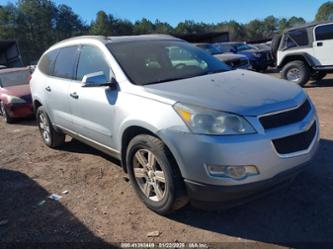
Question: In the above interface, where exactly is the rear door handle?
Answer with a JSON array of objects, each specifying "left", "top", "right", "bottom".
[
  {"left": 45, "top": 86, "right": 51, "bottom": 92},
  {"left": 70, "top": 92, "right": 79, "bottom": 99},
  {"left": 317, "top": 42, "right": 323, "bottom": 47}
]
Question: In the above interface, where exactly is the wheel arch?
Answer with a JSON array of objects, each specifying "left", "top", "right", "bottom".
[
  {"left": 278, "top": 53, "right": 315, "bottom": 69},
  {"left": 33, "top": 99, "right": 43, "bottom": 113},
  {"left": 120, "top": 125, "right": 182, "bottom": 178}
]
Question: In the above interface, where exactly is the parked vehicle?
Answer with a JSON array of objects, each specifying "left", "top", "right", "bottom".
[
  {"left": 216, "top": 42, "right": 272, "bottom": 71},
  {"left": 0, "top": 40, "right": 23, "bottom": 68},
  {"left": 273, "top": 21, "right": 333, "bottom": 86},
  {"left": 249, "top": 43, "right": 275, "bottom": 67},
  {"left": 0, "top": 67, "right": 33, "bottom": 123},
  {"left": 194, "top": 43, "right": 251, "bottom": 70},
  {"left": 30, "top": 35, "right": 319, "bottom": 214}
]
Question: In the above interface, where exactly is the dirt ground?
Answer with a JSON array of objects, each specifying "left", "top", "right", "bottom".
[{"left": 0, "top": 73, "right": 333, "bottom": 248}]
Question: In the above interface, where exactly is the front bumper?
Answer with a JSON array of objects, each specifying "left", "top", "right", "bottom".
[
  {"left": 249, "top": 59, "right": 270, "bottom": 69},
  {"left": 185, "top": 162, "right": 308, "bottom": 209},
  {"left": 158, "top": 101, "right": 319, "bottom": 190},
  {"left": 7, "top": 103, "right": 34, "bottom": 118}
]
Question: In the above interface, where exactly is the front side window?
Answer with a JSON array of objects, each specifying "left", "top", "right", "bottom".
[
  {"left": 315, "top": 24, "right": 333, "bottom": 41},
  {"left": 108, "top": 40, "right": 229, "bottom": 85},
  {"left": 38, "top": 49, "right": 59, "bottom": 75},
  {"left": 53, "top": 46, "right": 78, "bottom": 79},
  {"left": 76, "top": 45, "right": 111, "bottom": 81},
  {"left": 0, "top": 70, "right": 31, "bottom": 87}
]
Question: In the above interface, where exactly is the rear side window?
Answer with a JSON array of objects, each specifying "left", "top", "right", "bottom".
[
  {"left": 284, "top": 29, "right": 309, "bottom": 48},
  {"left": 315, "top": 24, "right": 333, "bottom": 41},
  {"left": 53, "top": 46, "right": 78, "bottom": 79},
  {"left": 76, "top": 45, "right": 111, "bottom": 81},
  {"left": 290, "top": 29, "right": 309, "bottom": 46},
  {"left": 38, "top": 49, "right": 59, "bottom": 75}
]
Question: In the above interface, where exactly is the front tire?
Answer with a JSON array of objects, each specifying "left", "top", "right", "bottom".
[
  {"left": 281, "top": 60, "right": 310, "bottom": 86},
  {"left": 36, "top": 106, "right": 65, "bottom": 148},
  {"left": 126, "top": 134, "right": 188, "bottom": 215},
  {"left": 0, "top": 101, "right": 14, "bottom": 124}
]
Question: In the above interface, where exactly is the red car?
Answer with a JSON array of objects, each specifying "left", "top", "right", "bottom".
[{"left": 0, "top": 67, "right": 34, "bottom": 123}]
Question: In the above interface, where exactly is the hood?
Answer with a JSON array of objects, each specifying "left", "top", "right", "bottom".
[
  {"left": 241, "top": 49, "right": 259, "bottom": 53},
  {"left": 214, "top": 53, "right": 247, "bottom": 61},
  {"left": 0, "top": 84, "right": 32, "bottom": 100},
  {"left": 144, "top": 70, "right": 306, "bottom": 116}
]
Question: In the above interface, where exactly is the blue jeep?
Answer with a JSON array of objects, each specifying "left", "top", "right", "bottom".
[{"left": 216, "top": 42, "right": 272, "bottom": 72}]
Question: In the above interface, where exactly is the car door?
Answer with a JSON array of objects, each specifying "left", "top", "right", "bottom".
[
  {"left": 313, "top": 24, "right": 333, "bottom": 66},
  {"left": 45, "top": 46, "right": 79, "bottom": 130},
  {"left": 69, "top": 44, "right": 117, "bottom": 148}
]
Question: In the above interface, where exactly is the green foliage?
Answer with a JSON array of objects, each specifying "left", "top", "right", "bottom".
[
  {"left": 316, "top": 1, "right": 333, "bottom": 21},
  {"left": 90, "top": 11, "right": 110, "bottom": 36},
  {"left": 55, "top": 4, "right": 86, "bottom": 40},
  {"left": 0, "top": 0, "right": 327, "bottom": 64},
  {"left": 133, "top": 18, "right": 155, "bottom": 34}
]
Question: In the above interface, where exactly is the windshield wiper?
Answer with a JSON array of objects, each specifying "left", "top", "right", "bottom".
[
  {"left": 143, "top": 70, "right": 227, "bottom": 85},
  {"left": 145, "top": 76, "right": 189, "bottom": 85}
]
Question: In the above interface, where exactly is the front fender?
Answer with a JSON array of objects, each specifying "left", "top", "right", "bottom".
[{"left": 278, "top": 52, "right": 316, "bottom": 68}]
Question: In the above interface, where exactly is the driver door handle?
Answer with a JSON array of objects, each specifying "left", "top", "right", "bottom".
[
  {"left": 45, "top": 86, "right": 51, "bottom": 92},
  {"left": 70, "top": 92, "right": 79, "bottom": 99}
]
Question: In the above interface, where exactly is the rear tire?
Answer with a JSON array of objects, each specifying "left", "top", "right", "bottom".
[
  {"left": 36, "top": 106, "right": 65, "bottom": 148},
  {"left": 311, "top": 71, "right": 327, "bottom": 81},
  {"left": 0, "top": 101, "right": 14, "bottom": 124},
  {"left": 126, "top": 134, "right": 189, "bottom": 215},
  {"left": 281, "top": 60, "right": 310, "bottom": 86}
]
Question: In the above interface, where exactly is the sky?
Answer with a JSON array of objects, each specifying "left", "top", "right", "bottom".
[{"left": 0, "top": 0, "right": 328, "bottom": 26}]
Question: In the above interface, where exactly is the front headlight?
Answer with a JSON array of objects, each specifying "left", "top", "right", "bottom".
[
  {"left": 173, "top": 103, "right": 256, "bottom": 135},
  {"left": 4, "top": 94, "right": 26, "bottom": 104}
]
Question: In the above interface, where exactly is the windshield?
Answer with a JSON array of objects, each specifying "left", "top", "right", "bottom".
[
  {"left": 0, "top": 70, "right": 31, "bottom": 88},
  {"left": 107, "top": 40, "right": 229, "bottom": 85}
]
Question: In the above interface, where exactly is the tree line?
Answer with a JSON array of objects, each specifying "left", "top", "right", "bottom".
[{"left": 0, "top": 0, "right": 332, "bottom": 64}]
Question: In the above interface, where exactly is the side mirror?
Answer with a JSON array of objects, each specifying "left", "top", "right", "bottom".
[{"left": 82, "top": 71, "right": 117, "bottom": 88}]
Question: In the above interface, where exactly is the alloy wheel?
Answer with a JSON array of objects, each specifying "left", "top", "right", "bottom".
[
  {"left": 133, "top": 149, "right": 167, "bottom": 202},
  {"left": 286, "top": 68, "right": 302, "bottom": 82}
]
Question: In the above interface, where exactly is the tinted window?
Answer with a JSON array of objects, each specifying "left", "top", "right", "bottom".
[
  {"left": 287, "top": 29, "right": 309, "bottom": 47},
  {"left": 38, "top": 49, "right": 59, "bottom": 75},
  {"left": 53, "top": 46, "right": 78, "bottom": 79},
  {"left": 315, "top": 24, "right": 333, "bottom": 41},
  {"left": 0, "top": 70, "right": 31, "bottom": 87},
  {"left": 196, "top": 44, "right": 221, "bottom": 55},
  {"left": 108, "top": 40, "right": 229, "bottom": 85},
  {"left": 76, "top": 45, "right": 111, "bottom": 81}
]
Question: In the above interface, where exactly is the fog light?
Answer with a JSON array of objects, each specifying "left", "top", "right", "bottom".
[{"left": 207, "top": 165, "right": 259, "bottom": 180}]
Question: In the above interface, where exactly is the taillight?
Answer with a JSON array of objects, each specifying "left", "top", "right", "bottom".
[{"left": 28, "top": 75, "right": 32, "bottom": 82}]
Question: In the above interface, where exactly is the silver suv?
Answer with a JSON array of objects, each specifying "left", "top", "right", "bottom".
[{"left": 30, "top": 35, "right": 319, "bottom": 214}]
